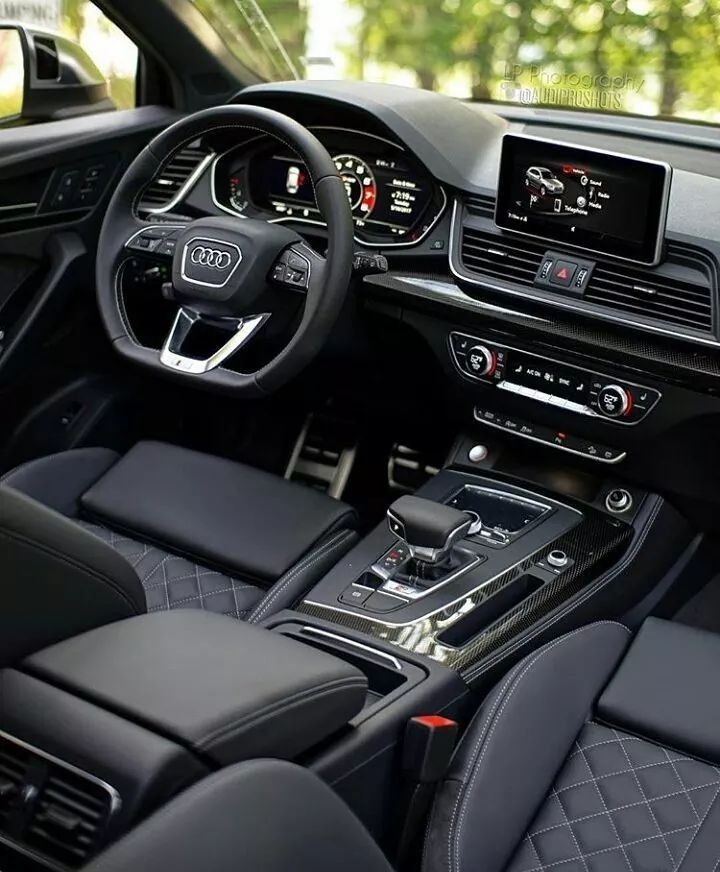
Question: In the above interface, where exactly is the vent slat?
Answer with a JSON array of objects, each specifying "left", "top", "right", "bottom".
[
  {"left": 0, "top": 734, "right": 116, "bottom": 869},
  {"left": 138, "top": 142, "right": 211, "bottom": 212},
  {"left": 460, "top": 226, "right": 545, "bottom": 288},
  {"left": 459, "top": 197, "right": 716, "bottom": 335},
  {"left": 589, "top": 279, "right": 712, "bottom": 313},
  {"left": 464, "top": 194, "right": 496, "bottom": 218}
]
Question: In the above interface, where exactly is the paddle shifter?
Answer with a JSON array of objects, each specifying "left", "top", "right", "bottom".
[{"left": 387, "top": 496, "right": 473, "bottom": 566}]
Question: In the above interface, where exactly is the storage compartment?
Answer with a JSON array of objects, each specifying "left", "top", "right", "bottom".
[
  {"left": 0, "top": 612, "right": 370, "bottom": 870},
  {"left": 273, "top": 623, "right": 428, "bottom": 720},
  {"left": 438, "top": 572, "right": 546, "bottom": 647}
]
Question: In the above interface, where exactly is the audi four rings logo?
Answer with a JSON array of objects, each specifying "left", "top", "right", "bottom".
[{"left": 190, "top": 246, "right": 233, "bottom": 269}]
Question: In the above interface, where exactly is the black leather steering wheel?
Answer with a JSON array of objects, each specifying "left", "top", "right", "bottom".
[{"left": 96, "top": 105, "right": 354, "bottom": 396}]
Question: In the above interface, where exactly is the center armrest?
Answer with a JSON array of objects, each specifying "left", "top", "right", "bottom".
[{"left": 21, "top": 611, "right": 368, "bottom": 765}]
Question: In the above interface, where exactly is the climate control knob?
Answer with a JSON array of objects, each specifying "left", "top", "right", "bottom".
[
  {"left": 597, "top": 384, "right": 633, "bottom": 418},
  {"left": 466, "top": 345, "right": 497, "bottom": 378}
]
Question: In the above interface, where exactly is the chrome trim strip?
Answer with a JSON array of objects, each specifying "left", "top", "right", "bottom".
[
  {"left": 449, "top": 329, "right": 663, "bottom": 426},
  {"left": 449, "top": 198, "right": 720, "bottom": 348},
  {"left": 143, "top": 152, "right": 215, "bottom": 215},
  {"left": 473, "top": 408, "right": 627, "bottom": 464},
  {"left": 493, "top": 132, "right": 672, "bottom": 267},
  {"left": 160, "top": 310, "right": 268, "bottom": 374},
  {"left": 0, "top": 201, "right": 38, "bottom": 211},
  {"left": 208, "top": 126, "right": 447, "bottom": 249},
  {"left": 298, "top": 626, "right": 404, "bottom": 671}
]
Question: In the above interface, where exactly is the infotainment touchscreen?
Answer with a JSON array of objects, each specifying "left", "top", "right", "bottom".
[{"left": 494, "top": 134, "right": 671, "bottom": 265}]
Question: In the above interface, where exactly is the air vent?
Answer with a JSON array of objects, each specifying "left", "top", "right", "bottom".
[
  {"left": 464, "top": 194, "right": 496, "bottom": 219},
  {"left": 0, "top": 733, "right": 118, "bottom": 870},
  {"left": 0, "top": 740, "right": 29, "bottom": 829},
  {"left": 459, "top": 197, "right": 718, "bottom": 339},
  {"left": 460, "top": 226, "right": 546, "bottom": 286},
  {"left": 585, "top": 242, "right": 716, "bottom": 334},
  {"left": 138, "top": 140, "right": 212, "bottom": 212},
  {"left": 25, "top": 768, "right": 114, "bottom": 868}
]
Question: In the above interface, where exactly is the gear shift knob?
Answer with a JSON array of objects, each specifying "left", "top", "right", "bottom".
[{"left": 387, "top": 495, "right": 473, "bottom": 564}]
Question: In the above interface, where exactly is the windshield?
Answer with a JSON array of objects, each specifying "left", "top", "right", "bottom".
[{"left": 190, "top": 0, "right": 720, "bottom": 125}]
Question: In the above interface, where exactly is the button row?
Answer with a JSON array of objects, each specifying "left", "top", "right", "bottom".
[
  {"left": 474, "top": 407, "right": 626, "bottom": 464},
  {"left": 271, "top": 249, "right": 311, "bottom": 289},
  {"left": 338, "top": 583, "right": 406, "bottom": 613},
  {"left": 126, "top": 225, "right": 181, "bottom": 257},
  {"left": 49, "top": 161, "right": 111, "bottom": 211},
  {"left": 497, "top": 381, "right": 592, "bottom": 415}
]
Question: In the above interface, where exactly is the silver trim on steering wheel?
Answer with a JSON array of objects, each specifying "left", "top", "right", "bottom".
[{"left": 160, "top": 308, "right": 269, "bottom": 374}]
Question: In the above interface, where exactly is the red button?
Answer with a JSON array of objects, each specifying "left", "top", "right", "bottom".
[
  {"left": 412, "top": 715, "right": 458, "bottom": 729},
  {"left": 550, "top": 260, "right": 578, "bottom": 287}
]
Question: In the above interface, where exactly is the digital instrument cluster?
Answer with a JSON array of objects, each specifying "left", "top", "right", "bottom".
[{"left": 212, "top": 130, "right": 446, "bottom": 247}]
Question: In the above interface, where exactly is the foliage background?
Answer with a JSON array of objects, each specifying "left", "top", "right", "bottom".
[{"left": 260, "top": 0, "right": 720, "bottom": 123}]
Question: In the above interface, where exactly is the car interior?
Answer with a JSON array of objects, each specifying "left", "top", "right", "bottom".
[{"left": 2, "top": 2, "right": 720, "bottom": 871}]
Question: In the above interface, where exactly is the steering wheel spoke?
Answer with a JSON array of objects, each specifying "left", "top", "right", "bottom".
[{"left": 160, "top": 308, "right": 269, "bottom": 374}]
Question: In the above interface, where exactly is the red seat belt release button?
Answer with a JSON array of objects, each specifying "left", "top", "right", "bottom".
[{"left": 403, "top": 715, "right": 459, "bottom": 784}]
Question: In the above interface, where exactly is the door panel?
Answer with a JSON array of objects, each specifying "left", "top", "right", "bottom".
[{"left": 0, "top": 106, "right": 179, "bottom": 453}]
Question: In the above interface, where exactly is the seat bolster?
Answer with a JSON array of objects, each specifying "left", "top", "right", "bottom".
[
  {"left": 248, "top": 528, "right": 359, "bottom": 623},
  {"left": 0, "top": 488, "right": 146, "bottom": 667},
  {"left": 424, "top": 621, "right": 631, "bottom": 872},
  {"left": 85, "top": 760, "right": 393, "bottom": 872},
  {"left": 0, "top": 447, "right": 119, "bottom": 516}
]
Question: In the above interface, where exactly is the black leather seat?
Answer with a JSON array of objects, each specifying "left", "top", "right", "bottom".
[
  {"left": 1, "top": 440, "right": 357, "bottom": 627},
  {"left": 86, "top": 617, "right": 720, "bottom": 872}
]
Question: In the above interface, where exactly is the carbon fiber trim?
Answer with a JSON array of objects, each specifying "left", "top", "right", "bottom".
[
  {"left": 363, "top": 271, "right": 720, "bottom": 385},
  {"left": 297, "top": 511, "right": 631, "bottom": 674}
]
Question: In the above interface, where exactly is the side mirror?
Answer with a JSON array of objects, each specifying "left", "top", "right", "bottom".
[{"left": 0, "top": 23, "right": 115, "bottom": 124}]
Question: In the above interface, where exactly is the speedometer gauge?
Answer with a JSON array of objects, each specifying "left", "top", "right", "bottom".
[{"left": 333, "top": 154, "right": 377, "bottom": 219}]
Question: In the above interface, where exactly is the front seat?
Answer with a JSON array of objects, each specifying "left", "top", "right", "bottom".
[
  {"left": 1, "top": 440, "right": 357, "bottom": 626},
  {"left": 86, "top": 617, "right": 720, "bottom": 872}
]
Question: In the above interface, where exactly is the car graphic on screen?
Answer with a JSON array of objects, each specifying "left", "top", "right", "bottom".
[{"left": 525, "top": 166, "right": 565, "bottom": 196}]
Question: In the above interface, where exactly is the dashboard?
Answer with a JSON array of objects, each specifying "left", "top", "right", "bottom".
[
  {"left": 210, "top": 128, "right": 447, "bottom": 247},
  {"left": 132, "top": 79, "right": 720, "bottom": 525}
]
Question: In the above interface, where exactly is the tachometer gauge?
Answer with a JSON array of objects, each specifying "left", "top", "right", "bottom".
[
  {"left": 228, "top": 174, "right": 249, "bottom": 213},
  {"left": 333, "top": 154, "right": 377, "bottom": 219}
]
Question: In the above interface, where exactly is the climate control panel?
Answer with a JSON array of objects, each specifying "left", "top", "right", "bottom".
[{"left": 449, "top": 332, "right": 661, "bottom": 425}]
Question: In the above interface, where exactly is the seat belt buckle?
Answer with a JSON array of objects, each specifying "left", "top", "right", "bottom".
[{"left": 402, "top": 715, "right": 459, "bottom": 784}]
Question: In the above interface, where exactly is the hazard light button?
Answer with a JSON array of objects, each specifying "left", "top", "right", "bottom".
[{"left": 549, "top": 260, "right": 578, "bottom": 287}]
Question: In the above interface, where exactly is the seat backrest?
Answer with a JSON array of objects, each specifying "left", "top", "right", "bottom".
[
  {"left": 424, "top": 618, "right": 720, "bottom": 872},
  {"left": 0, "top": 486, "right": 146, "bottom": 666}
]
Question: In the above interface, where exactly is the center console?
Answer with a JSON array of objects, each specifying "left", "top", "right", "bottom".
[
  {"left": 298, "top": 469, "right": 632, "bottom": 672},
  {"left": 0, "top": 465, "right": 692, "bottom": 870}
]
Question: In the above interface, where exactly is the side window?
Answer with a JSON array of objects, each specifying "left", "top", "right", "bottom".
[{"left": 0, "top": 1, "right": 138, "bottom": 125}]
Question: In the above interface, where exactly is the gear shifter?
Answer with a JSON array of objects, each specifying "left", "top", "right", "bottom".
[{"left": 387, "top": 495, "right": 473, "bottom": 565}]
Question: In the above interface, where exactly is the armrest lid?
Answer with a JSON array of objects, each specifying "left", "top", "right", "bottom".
[{"left": 23, "top": 612, "right": 367, "bottom": 765}]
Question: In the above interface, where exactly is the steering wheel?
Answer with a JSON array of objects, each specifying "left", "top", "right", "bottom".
[{"left": 96, "top": 105, "right": 354, "bottom": 396}]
